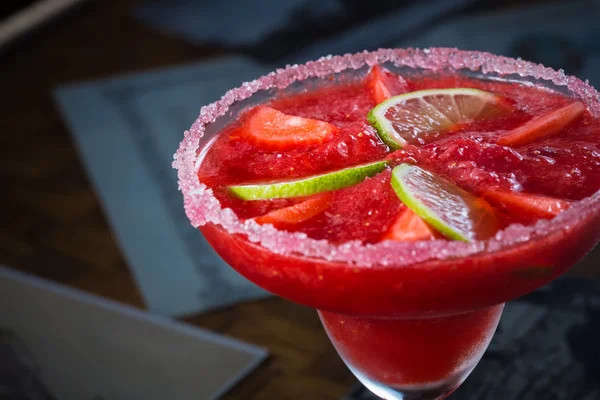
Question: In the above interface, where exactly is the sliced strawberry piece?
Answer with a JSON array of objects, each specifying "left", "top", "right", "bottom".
[
  {"left": 382, "top": 208, "right": 437, "bottom": 242},
  {"left": 366, "top": 65, "right": 410, "bottom": 105},
  {"left": 483, "top": 189, "right": 571, "bottom": 219},
  {"left": 238, "top": 106, "right": 338, "bottom": 150},
  {"left": 367, "top": 65, "right": 392, "bottom": 104},
  {"left": 497, "top": 102, "right": 585, "bottom": 147},
  {"left": 254, "top": 193, "right": 331, "bottom": 228}
]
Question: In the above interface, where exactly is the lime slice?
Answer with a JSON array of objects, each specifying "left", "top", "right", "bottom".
[
  {"left": 229, "top": 161, "right": 387, "bottom": 200},
  {"left": 391, "top": 164, "right": 497, "bottom": 241},
  {"left": 368, "top": 88, "right": 508, "bottom": 149}
]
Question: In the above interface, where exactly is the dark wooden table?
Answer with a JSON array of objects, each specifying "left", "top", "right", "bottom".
[
  {"left": 0, "top": 1, "right": 353, "bottom": 399},
  {"left": 1, "top": 1, "right": 598, "bottom": 399}
]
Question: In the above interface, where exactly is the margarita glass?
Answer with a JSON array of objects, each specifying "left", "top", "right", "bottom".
[{"left": 174, "top": 48, "right": 600, "bottom": 399}]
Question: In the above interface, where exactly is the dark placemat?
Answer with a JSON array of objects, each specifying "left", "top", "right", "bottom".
[
  {"left": 344, "top": 277, "right": 600, "bottom": 400},
  {"left": 133, "top": 0, "right": 480, "bottom": 64}
]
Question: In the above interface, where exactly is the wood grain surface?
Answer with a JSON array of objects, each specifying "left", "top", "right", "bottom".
[
  {"left": 0, "top": 1, "right": 597, "bottom": 399},
  {"left": 0, "top": 1, "right": 353, "bottom": 399}
]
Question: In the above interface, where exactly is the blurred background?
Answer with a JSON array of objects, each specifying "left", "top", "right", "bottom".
[{"left": 1, "top": 0, "right": 599, "bottom": 399}]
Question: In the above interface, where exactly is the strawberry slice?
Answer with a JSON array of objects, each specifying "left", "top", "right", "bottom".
[
  {"left": 254, "top": 193, "right": 330, "bottom": 228},
  {"left": 497, "top": 102, "right": 585, "bottom": 147},
  {"left": 238, "top": 106, "right": 338, "bottom": 150},
  {"left": 382, "top": 208, "right": 437, "bottom": 242},
  {"left": 483, "top": 189, "right": 571, "bottom": 219},
  {"left": 366, "top": 65, "right": 410, "bottom": 104}
]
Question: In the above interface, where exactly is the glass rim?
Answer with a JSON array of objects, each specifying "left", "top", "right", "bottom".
[{"left": 173, "top": 47, "right": 600, "bottom": 267}]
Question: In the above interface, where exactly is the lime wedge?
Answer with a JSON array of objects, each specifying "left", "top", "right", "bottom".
[
  {"left": 391, "top": 164, "right": 497, "bottom": 241},
  {"left": 368, "top": 88, "right": 508, "bottom": 149},
  {"left": 229, "top": 161, "right": 387, "bottom": 200}
]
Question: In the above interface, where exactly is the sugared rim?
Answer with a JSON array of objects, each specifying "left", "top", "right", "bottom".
[{"left": 173, "top": 47, "right": 600, "bottom": 267}]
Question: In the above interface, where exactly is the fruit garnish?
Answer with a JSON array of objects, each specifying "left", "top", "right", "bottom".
[
  {"left": 254, "top": 193, "right": 331, "bottom": 228},
  {"left": 497, "top": 102, "right": 585, "bottom": 147},
  {"left": 382, "top": 208, "right": 437, "bottom": 242},
  {"left": 229, "top": 160, "right": 387, "bottom": 200},
  {"left": 483, "top": 189, "right": 571, "bottom": 219},
  {"left": 367, "top": 65, "right": 392, "bottom": 104},
  {"left": 391, "top": 164, "right": 498, "bottom": 241},
  {"left": 368, "top": 88, "right": 509, "bottom": 149},
  {"left": 238, "top": 106, "right": 338, "bottom": 150},
  {"left": 366, "top": 65, "right": 409, "bottom": 104}
]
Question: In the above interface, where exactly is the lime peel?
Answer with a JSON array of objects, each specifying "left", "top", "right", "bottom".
[
  {"left": 229, "top": 160, "right": 387, "bottom": 200},
  {"left": 391, "top": 164, "right": 497, "bottom": 242},
  {"left": 369, "top": 88, "right": 508, "bottom": 149}
]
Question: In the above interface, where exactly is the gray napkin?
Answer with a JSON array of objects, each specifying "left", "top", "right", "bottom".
[{"left": 53, "top": 57, "right": 271, "bottom": 317}]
